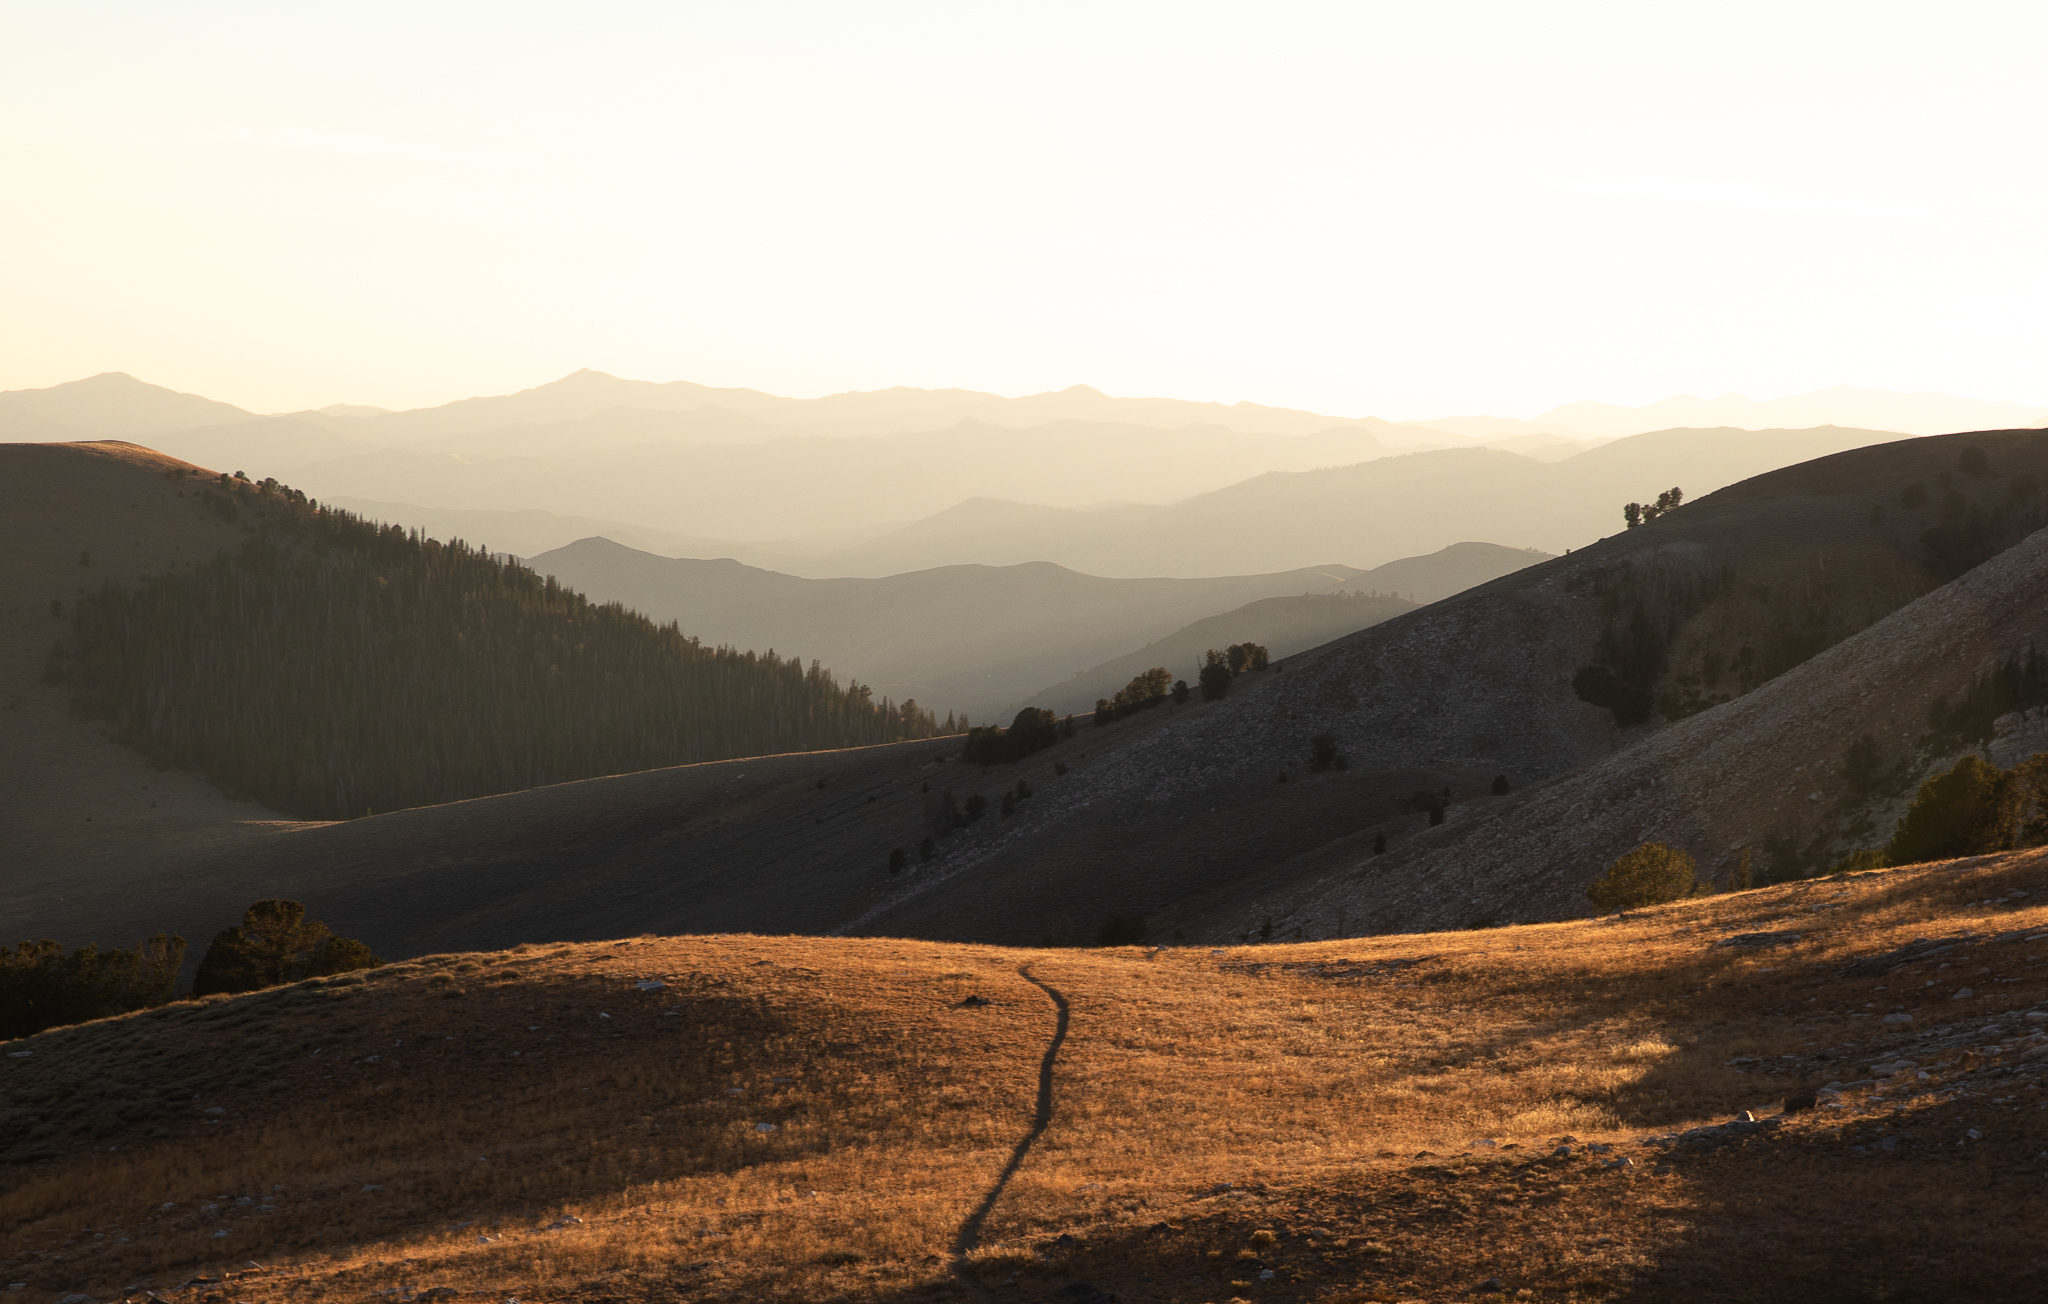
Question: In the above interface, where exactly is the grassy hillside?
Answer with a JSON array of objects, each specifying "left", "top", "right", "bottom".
[{"left": 7, "top": 855, "right": 2048, "bottom": 1302}]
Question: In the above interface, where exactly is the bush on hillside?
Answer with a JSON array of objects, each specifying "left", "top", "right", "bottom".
[
  {"left": 1586, "top": 842, "right": 1708, "bottom": 910},
  {"left": 0, "top": 934, "right": 186, "bottom": 1040},
  {"left": 1309, "top": 732, "right": 1341, "bottom": 772},
  {"left": 1096, "top": 668, "right": 1176, "bottom": 724},
  {"left": 1491, "top": 774, "right": 1510, "bottom": 796},
  {"left": 1227, "top": 643, "right": 1270, "bottom": 674},
  {"left": 192, "top": 900, "right": 381, "bottom": 997},
  {"left": 961, "top": 707, "right": 1062, "bottom": 766},
  {"left": 1623, "top": 487, "right": 1685, "bottom": 528},
  {"left": 1884, "top": 755, "right": 2022, "bottom": 865},
  {"left": 1096, "top": 914, "right": 1147, "bottom": 946},
  {"left": 1199, "top": 662, "right": 1232, "bottom": 701},
  {"left": 1171, "top": 678, "right": 1190, "bottom": 705}
]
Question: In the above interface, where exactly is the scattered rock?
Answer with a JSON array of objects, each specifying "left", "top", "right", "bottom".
[
  {"left": 1883, "top": 1013, "right": 1915, "bottom": 1024},
  {"left": 755, "top": 1123, "right": 777, "bottom": 1133},
  {"left": 959, "top": 995, "right": 991, "bottom": 1008},
  {"left": 1783, "top": 1091, "right": 1818, "bottom": 1114}
]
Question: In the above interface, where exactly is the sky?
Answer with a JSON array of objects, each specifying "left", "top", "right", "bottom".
[{"left": 2, "top": 1, "right": 2044, "bottom": 418}]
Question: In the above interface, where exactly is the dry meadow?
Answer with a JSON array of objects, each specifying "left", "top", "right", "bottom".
[{"left": 8, "top": 851, "right": 2048, "bottom": 1303}]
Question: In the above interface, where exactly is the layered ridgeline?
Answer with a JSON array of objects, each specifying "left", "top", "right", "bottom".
[{"left": 42, "top": 473, "right": 945, "bottom": 821}]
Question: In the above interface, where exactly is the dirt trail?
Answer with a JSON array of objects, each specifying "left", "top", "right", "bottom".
[{"left": 952, "top": 964, "right": 1070, "bottom": 1299}]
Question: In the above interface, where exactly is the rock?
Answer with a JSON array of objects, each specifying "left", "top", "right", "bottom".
[
  {"left": 960, "top": 995, "right": 991, "bottom": 1007},
  {"left": 1737, "top": 1110, "right": 1755, "bottom": 1122},
  {"left": 1954, "top": 988, "right": 1976, "bottom": 1000},
  {"left": 1258, "top": 1268, "right": 1276, "bottom": 1280},
  {"left": 1552, "top": 1145, "right": 1573, "bottom": 1157},
  {"left": 755, "top": 1123, "right": 777, "bottom": 1133},
  {"left": 419, "top": 1291, "right": 458, "bottom": 1301},
  {"left": 1480, "top": 1278, "right": 1504, "bottom": 1290},
  {"left": 1879, "top": 1136, "right": 1899, "bottom": 1152},
  {"left": 1783, "top": 1091, "right": 1818, "bottom": 1114},
  {"left": 58, "top": 1295, "right": 97, "bottom": 1303},
  {"left": 1883, "top": 1013, "right": 1914, "bottom": 1024}
]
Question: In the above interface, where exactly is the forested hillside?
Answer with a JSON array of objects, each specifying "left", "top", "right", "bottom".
[{"left": 43, "top": 474, "right": 944, "bottom": 820}]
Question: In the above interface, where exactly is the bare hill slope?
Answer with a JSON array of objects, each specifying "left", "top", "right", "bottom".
[{"left": 1265, "top": 509, "right": 2048, "bottom": 940}]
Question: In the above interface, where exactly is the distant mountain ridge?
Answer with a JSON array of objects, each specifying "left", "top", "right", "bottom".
[{"left": 524, "top": 540, "right": 1374, "bottom": 720}]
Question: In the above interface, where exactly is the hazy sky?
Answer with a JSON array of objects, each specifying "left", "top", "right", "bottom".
[{"left": 3, "top": 2, "right": 2043, "bottom": 417}]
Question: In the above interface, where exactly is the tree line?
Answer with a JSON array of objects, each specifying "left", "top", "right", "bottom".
[
  {"left": 45, "top": 474, "right": 949, "bottom": 820},
  {"left": 1, "top": 900, "right": 379, "bottom": 1040}
]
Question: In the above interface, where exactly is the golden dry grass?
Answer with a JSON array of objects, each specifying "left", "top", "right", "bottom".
[{"left": 9, "top": 851, "right": 2048, "bottom": 1302}]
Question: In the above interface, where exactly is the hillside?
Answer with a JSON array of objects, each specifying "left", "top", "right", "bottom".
[
  {"left": 1265, "top": 501, "right": 2048, "bottom": 940},
  {"left": 8, "top": 859, "right": 2048, "bottom": 1302},
  {"left": 0, "top": 442, "right": 313, "bottom": 896},
  {"left": 1020, "top": 541, "right": 1564, "bottom": 719},
  {"left": 18, "top": 430, "right": 2047, "bottom": 962},
  {"left": 1028, "top": 592, "right": 1420, "bottom": 719},
  {"left": 796, "top": 426, "right": 1919, "bottom": 577},
  {"left": 526, "top": 540, "right": 1381, "bottom": 721}
]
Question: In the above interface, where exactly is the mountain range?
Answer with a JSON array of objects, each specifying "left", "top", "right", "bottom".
[
  {"left": 5, "top": 372, "right": 2042, "bottom": 577},
  {"left": 525, "top": 538, "right": 1547, "bottom": 721}
]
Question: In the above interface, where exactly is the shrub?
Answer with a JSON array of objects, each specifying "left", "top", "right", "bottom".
[
  {"left": 1373, "top": 833, "right": 1386, "bottom": 855},
  {"left": 1884, "top": 755, "right": 2020, "bottom": 864},
  {"left": 1585, "top": 842, "right": 1708, "bottom": 910},
  {"left": 1199, "top": 663, "right": 1231, "bottom": 701},
  {"left": 1094, "top": 699, "right": 1113, "bottom": 727},
  {"left": 1171, "top": 679, "right": 1190, "bottom": 705},
  {"left": 1226, "top": 643, "right": 1270, "bottom": 675},
  {"left": 1108, "top": 668, "right": 1174, "bottom": 720},
  {"left": 1733, "top": 847, "right": 1753, "bottom": 890},
  {"left": 1490, "top": 774, "right": 1509, "bottom": 796},
  {"left": 888, "top": 847, "right": 907, "bottom": 873},
  {"left": 1308, "top": 733, "right": 1340, "bottom": 772},
  {"left": 1830, "top": 849, "right": 1887, "bottom": 873},
  {"left": 0, "top": 934, "right": 186, "bottom": 1039},
  {"left": 963, "top": 794, "right": 988, "bottom": 823},
  {"left": 1841, "top": 734, "right": 1884, "bottom": 799},
  {"left": 192, "top": 900, "right": 381, "bottom": 997},
  {"left": 1001, "top": 792, "right": 1016, "bottom": 817},
  {"left": 1095, "top": 915, "right": 1147, "bottom": 946}
]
